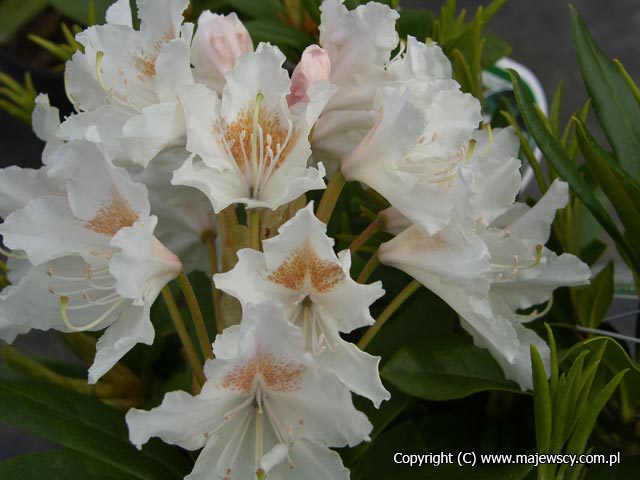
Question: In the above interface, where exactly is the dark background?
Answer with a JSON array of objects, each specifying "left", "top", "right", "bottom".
[{"left": 1, "top": 0, "right": 640, "bottom": 461}]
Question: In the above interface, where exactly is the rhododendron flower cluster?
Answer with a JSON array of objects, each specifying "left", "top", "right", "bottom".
[{"left": 0, "top": 0, "right": 591, "bottom": 478}]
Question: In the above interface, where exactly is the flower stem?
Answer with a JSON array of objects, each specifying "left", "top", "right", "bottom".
[
  {"left": 316, "top": 170, "right": 346, "bottom": 223},
  {"left": 161, "top": 286, "right": 206, "bottom": 386},
  {"left": 358, "top": 280, "right": 421, "bottom": 350},
  {"left": 357, "top": 253, "right": 380, "bottom": 284},
  {"left": 349, "top": 217, "right": 383, "bottom": 254},
  {"left": 248, "top": 209, "right": 261, "bottom": 251},
  {"left": 177, "top": 271, "right": 214, "bottom": 360},
  {"left": 204, "top": 231, "right": 224, "bottom": 334}
]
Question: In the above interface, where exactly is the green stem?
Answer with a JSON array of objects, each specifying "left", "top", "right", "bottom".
[
  {"left": 0, "top": 345, "right": 117, "bottom": 397},
  {"left": 177, "top": 271, "right": 214, "bottom": 360},
  {"left": 358, "top": 280, "right": 421, "bottom": 350},
  {"left": 204, "top": 231, "right": 224, "bottom": 334},
  {"left": 248, "top": 209, "right": 261, "bottom": 251},
  {"left": 161, "top": 286, "right": 206, "bottom": 386},
  {"left": 357, "top": 253, "right": 380, "bottom": 284},
  {"left": 316, "top": 170, "right": 346, "bottom": 223},
  {"left": 349, "top": 217, "right": 383, "bottom": 254}
]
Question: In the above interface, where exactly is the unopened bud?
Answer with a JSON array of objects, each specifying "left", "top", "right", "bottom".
[{"left": 287, "top": 45, "right": 331, "bottom": 107}]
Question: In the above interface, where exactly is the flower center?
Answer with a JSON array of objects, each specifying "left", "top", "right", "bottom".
[
  {"left": 219, "top": 93, "right": 299, "bottom": 199},
  {"left": 47, "top": 265, "right": 125, "bottom": 332},
  {"left": 84, "top": 186, "right": 139, "bottom": 237},
  {"left": 267, "top": 239, "right": 345, "bottom": 295}
]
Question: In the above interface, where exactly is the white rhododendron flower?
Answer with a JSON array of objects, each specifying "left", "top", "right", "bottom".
[
  {"left": 342, "top": 84, "right": 480, "bottom": 235},
  {"left": 133, "top": 147, "right": 216, "bottom": 274},
  {"left": 311, "top": 0, "right": 481, "bottom": 182},
  {"left": 191, "top": 11, "right": 253, "bottom": 91},
  {"left": 214, "top": 203, "right": 389, "bottom": 406},
  {"left": 379, "top": 129, "right": 591, "bottom": 389},
  {"left": 0, "top": 140, "right": 181, "bottom": 383},
  {"left": 126, "top": 302, "right": 371, "bottom": 480},
  {"left": 173, "top": 43, "right": 334, "bottom": 211},
  {"left": 63, "top": 0, "right": 194, "bottom": 166}
]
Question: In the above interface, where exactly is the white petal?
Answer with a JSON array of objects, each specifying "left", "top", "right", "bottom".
[
  {"left": 177, "top": 83, "right": 229, "bottom": 170},
  {"left": 262, "top": 203, "right": 334, "bottom": 271},
  {"left": 171, "top": 155, "right": 249, "bottom": 213},
  {"left": 213, "top": 248, "right": 295, "bottom": 308},
  {"left": 106, "top": 0, "right": 133, "bottom": 26},
  {"left": 126, "top": 389, "right": 240, "bottom": 451},
  {"left": 0, "top": 166, "right": 61, "bottom": 219},
  {"left": 89, "top": 303, "right": 154, "bottom": 383},
  {"left": 31, "top": 94, "right": 60, "bottom": 142},
  {"left": 469, "top": 127, "right": 522, "bottom": 226},
  {"left": 154, "top": 38, "right": 194, "bottom": 102},
  {"left": 317, "top": 250, "right": 384, "bottom": 332},
  {"left": 379, "top": 223, "right": 491, "bottom": 298},
  {"left": 121, "top": 102, "right": 186, "bottom": 167},
  {"left": 386, "top": 36, "right": 452, "bottom": 82},
  {"left": 320, "top": 0, "right": 399, "bottom": 82},
  {"left": 272, "top": 439, "right": 349, "bottom": 479},
  {"left": 221, "top": 43, "right": 290, "bottom": 122},
  {"left": 316, "top": 328, "right": 389, "bottom": 407},
  {"left": 0, "top": 195, "right": 106, "bottom": 265},
  {"left": 498, "top": 179, "right": 569, "bottom": 243},
  {"left": 493, "top": 249, "right": 591, "bottom": 311},
  {"left": 109, "top": 216, "right": 181, "bottom": 305},
  {"left": 138, "top": 0, "right": 189, "bottom": 42},
  {"left": 65, "top": 50, "right": 109, "bottom": 111}
]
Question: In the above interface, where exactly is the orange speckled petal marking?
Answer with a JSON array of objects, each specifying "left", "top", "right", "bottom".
[
  {"left": 267, "top": 239, "right": 345, "bottom": 294},
  {"left": 222, "top": 350, "right": 305, "bottom": 393},
  {"left": 84, "top": 187, "right": 139, "bottom": 236}
]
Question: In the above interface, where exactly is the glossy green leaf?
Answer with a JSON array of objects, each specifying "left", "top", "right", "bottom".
[
  {"left": 509, "top": 69, "right": 640, "bottom": 274},
  {"left": 577, "top": 262, "right": 614, "bottom": 329},
  {"left": 0, "top": 379, "right": 191, "bottom": 480},
  {"left": 0, "top": 450, "right": 135, "bottom": 480},
  {"left": 563, "top": 337, "right": 640, "bottom": 411},
  {"left": 531, "top": 345, "right": 552, "bottom": 454},
  {"left": 397, "top": 8, "right": 434, "bottom": 41},
  {"left": 381, "top": 334, "right": 521, "bottom": 401},
  {"left": 571, "top": 8, "right": 640, "bottom": 182},
  {"left": 574, "top": 117, "right": 640, "bottom": 246},
  {"left": 0, "top": 0, "right": 47, "bottom": 44}
]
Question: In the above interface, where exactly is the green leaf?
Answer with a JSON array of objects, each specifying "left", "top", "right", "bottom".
[
  {"left": 530, "top": 345, "right": 552, "bottom": 454},
  {"left": 574, "top": 117, "right": 640, "bottom": 246},
  {"left": 576, "top": 262, "right": 614, "bottom": 329},
  {"left": 565, "top": 370, "right": 626, "bottom": 456},
  {"left": 48, "top": 0, "right": 113, "bottom": 25},
  {"left": 0, "top": 379, "right": 191, "bottom": 480},
  {"left": 397, "top": 8, "right": 434, "bottom": 41},
  {"left": 571, "top": 8, "right": 640, "bottom": 182},
  {"left": 0, "top": 0, "right": 47, "bottom": 44},
  {"left": 481, "top": 33, "right": 511, "bottom": 68},
  {"left": 381, "top": 334, "right": 522, "bottom": 401},
  {"left": 509, "top": 69, "right": 640, "bottom": 275},
  {"left": 244, "top": 20, "right": 314, "bottom": 55},
  {"left": 580, "top": 238, "right": 607, "bottom": 266},
  {"left": 226, "top": 0, "right": 284, "bottom": 19},
  {"left": 563, "top": 337, "right": 640, "bottom": 412},
  {"left": 0, "top": 450, "right": 136, "bottom": 480}
]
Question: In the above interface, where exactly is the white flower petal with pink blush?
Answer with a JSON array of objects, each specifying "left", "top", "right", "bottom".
[
  {"left": 126, "top": 302, "right": 371, "bottom": 480},
  {"left": 0, "top": 140, "right": 181, "bottom": 383},
  {"left": 214, "top": 203, "right": 388, "bottom": 407},
  {"left": 173, "top": 43, "right": 333, "bottom": 211},
  {"left": 191, "top": 11, "right": 253, "bottom": 92},
  {"left": 288, "top": 45, "right": 331, "bottom": 107},
  {"left": 63, "top": 0, "right": 194, "bottom": 166}
]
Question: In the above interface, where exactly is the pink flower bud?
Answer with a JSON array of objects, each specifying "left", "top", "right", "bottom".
[
  {"left": 194, "top": 11, "right": 253, "bottom": 77},
  {"left": 287, "top": 45, "right": 331, "bottom": 107}
]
